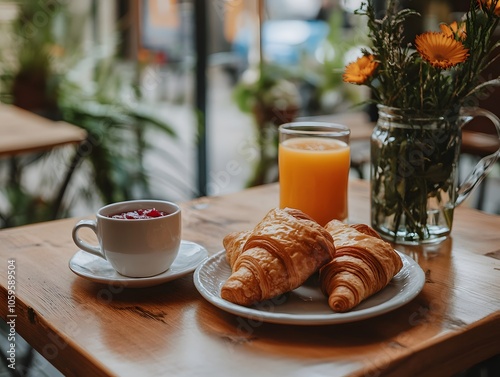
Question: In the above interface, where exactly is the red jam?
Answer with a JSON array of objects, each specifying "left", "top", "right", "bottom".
[{"left": 108, "top": 208, "right": 169, "bottom": 219}]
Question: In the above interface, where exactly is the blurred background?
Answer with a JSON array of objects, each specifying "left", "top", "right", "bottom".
[{"left": 0, "top": 0, "right": 498, "bottom": 231}]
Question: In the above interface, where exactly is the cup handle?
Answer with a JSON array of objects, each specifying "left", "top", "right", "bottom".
[
  {"left": 456, "top": 107, "right": 500, "bottom": 206},
  {"left": 72, "top": 220, "right": 106, "bottom": 259}
]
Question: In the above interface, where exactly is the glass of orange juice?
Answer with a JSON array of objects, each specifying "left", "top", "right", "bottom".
[{"left": 279, "top": 122, "right": 350, "bottom": 226}]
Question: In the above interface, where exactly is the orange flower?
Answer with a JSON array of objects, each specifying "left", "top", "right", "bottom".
[
  {"left": 415, "top": 32, "right": 469, "bottom": 69},
  {"left": 137, "top": 48, "right": 151, "bottom": 64},
  {"left": 343, "top": 55, "right": 379, "bottom": 85},
  {"left": 479, "top": 0, "right": 500, "bottom": 16},
  {"left": 440, "top": 21, "right": 467, "bottom": 40}
]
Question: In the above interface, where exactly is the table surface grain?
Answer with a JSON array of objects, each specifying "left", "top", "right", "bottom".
[{"left": 0, "top": 180, "right": 499, "bottom": 377}]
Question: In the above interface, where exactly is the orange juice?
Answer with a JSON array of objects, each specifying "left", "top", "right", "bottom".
[{"left": 279, "top": 137, "right": 350, "bottom": 226}]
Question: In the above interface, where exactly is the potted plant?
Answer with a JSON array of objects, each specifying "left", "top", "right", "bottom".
[{"left": 0, "top": 1, "right": 184, "bottom": 227}]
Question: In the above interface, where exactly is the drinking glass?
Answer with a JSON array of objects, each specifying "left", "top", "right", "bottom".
[{"left": 279, "top": 122, "right": 350, "bottom": 226}]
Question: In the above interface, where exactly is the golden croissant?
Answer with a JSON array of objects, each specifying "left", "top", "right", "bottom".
[
  {"left": 221, "top": 208, "right": 335, "bottom": 307},
  {"left": 320, "top": 220, "right": 403, "bottom": 312}
]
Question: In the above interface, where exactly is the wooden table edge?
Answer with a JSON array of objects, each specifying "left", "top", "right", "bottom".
[{"left": 368, "top": 311, "right": 500, "bottom": 377}]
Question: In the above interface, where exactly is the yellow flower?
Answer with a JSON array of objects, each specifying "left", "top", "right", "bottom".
[
  {"left": 479, "top": 0, "right": 500, "bottom": 16},
  {"left": 343, "top": 55, "right": 379, "bottom": 85},
  {"left": 415, "top": 32, "right": 469, "bottom": 69},
  {"left": 440, "top": 21, "right": 466, "bottom": 40}
]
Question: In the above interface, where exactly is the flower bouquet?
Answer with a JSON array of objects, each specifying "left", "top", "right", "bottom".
[{"left": 343, "top": 0, "right": 500, "bottom": 243}]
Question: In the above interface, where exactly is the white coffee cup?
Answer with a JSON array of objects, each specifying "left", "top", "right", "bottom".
[{"left": 72, "top": 200, "right": 181, "bottom": 278}]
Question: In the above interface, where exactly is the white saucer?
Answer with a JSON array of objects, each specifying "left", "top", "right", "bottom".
[{"left": 69, "top": 240, "right": 208, "bottom": 288}]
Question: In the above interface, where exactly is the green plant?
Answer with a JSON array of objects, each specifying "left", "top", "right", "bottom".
[
  {"left": 58, "top": 58, "right": 179, "bottom": 204},
  {"left": 0, "top": 1, "right": 182, "bottom": 227},
  {"left": 233, "top": 65, "right": 301, "bottom": 186},
  {"left": 344, "top": 0, "right": 500, "bottom": 115},
  {"left": 316, "top": 8, "right": 368, "bottom": 111}
]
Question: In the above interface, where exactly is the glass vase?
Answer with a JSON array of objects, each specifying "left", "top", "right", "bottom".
[{"left": 371, "top": 105, "right": 500, "bottom": 244}]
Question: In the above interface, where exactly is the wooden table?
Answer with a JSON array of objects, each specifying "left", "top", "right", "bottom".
[
  {"left": 0, "top": 103, "right": 86, "bottom": 157},
  {"left": 0, "top": 104, "right": 87, "bottom": 219},
  {"left": 1, "top": 180, "right": 499, "bottom": 376}
]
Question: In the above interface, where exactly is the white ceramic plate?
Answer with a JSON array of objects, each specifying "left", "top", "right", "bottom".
[
  {"left": 69, "top": 240, "right": 208, "bottom": 288},
  {"left": 194, "top": 250, "right": 425, "bottom": 325}
]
